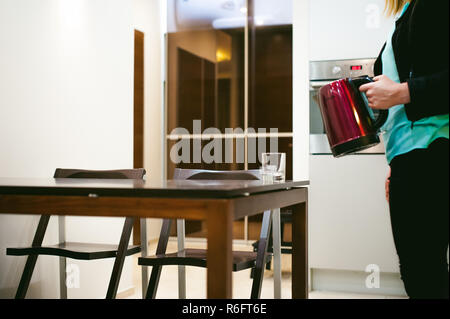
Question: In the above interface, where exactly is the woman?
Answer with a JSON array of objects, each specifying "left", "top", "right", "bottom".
[{"left": 359, "top": 0, "right": 449, "bottom": 299}]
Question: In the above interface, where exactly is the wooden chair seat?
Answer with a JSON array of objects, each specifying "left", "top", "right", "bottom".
[
  {"left": 7, "top": 242, "right": 141, "bottom": 261},
  {"left": 139, "top": 248, "right": 262, "bottom": 272}
]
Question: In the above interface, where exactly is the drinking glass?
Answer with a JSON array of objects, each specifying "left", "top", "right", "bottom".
[{"left": 261, "top": 153, "right": 286, "bottom": 183}]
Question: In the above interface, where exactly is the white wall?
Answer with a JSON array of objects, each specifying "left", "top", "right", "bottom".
[
  {"left": 0, "top": 0, "right": 163, "bottom": 299},
  {"left": 292, "top": 0, "right": 310, "bottom": 182},
  {"left": 132, "top": 0, "right": 165, "bottom": 242}
]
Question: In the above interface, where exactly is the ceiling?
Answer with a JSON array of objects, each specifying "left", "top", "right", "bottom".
[{"left": 170, "top": 0, "right": 293, "bottom": 31}]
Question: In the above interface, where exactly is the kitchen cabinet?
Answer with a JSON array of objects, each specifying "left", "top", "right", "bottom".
[
  {"left": 309, "top": 154, "right": 399, "bottom": 273},
  {"left": 249, "top": 26, "right": 293, "bottom": 132},
  {"left": 309, "top": 0, "right": 394, "bottom": 61},
  {"left": 307, "top": 0, "right": 400, "bottom": 276},
  {"left": 176, "top": 49, "right": 216, "bottom": 132}
]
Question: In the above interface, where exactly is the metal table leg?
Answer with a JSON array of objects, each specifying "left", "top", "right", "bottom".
[
  {"left": 140, "top": 218, "right": 148, "bottom": 298},
  {"left": 272, "top": 208, "right": 282, "bottom": 299},
  {"left": 177, "top": 219, "right": 186, "bottom": 299}
]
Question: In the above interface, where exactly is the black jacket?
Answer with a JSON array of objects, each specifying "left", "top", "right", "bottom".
[{"left": 374, "top": 0, "right": 449, "bottom": 122}]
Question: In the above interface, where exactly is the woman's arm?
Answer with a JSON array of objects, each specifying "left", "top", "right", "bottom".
[
  {"left": 404, "top": 0, "right": 449, "bottom": 121},
  {"left": 405, "top": 69, "right": 449, "bottom": 121}
]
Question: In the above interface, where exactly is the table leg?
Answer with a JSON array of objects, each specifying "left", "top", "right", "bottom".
[
  {"left": 177, "top": 219, "right": 186, "bottom": 299},
  {"left": 140, "top": 218, "right": 148, "bottom": 298},
  {"left": 206, "top": 202, "right": 233, "bottom": 299},
  {"left": 291, "top": 195, "right": 308, "bottom": 299},
  {"left": 58, "top": 216, "right": 67, "bottom": 299},
  {"left": 272, "top": 208, "right": 282, "bottom": 299}
]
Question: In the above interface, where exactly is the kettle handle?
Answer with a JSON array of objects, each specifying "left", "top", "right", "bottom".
[{"left": 350, "top": 76, "right": 389, "bottom": 131}]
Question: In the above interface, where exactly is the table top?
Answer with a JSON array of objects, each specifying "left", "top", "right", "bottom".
[{"left": 0, "top": 178, "right": 309, "bottom": 199}]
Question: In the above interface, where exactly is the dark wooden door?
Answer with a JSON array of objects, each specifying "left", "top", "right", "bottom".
[
  {"left": 133, "top": 30, "right": 144, "bottom": 245},
  {"left": 177, "top": 48, "right": 204, "bottom": 133}
]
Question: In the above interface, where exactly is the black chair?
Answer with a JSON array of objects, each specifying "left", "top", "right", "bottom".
[
  {"left": 138, "top": 169, "right": 273, "bottom": 299},
  {"left": 6, "top": 168, "right": 146, "bottom": 299},
  {"left": 251, "top": 209, "right": 292, "bottom": 274}
]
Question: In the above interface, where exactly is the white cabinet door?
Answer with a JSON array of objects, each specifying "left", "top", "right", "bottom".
[
  {"left": 309, "top": 155, "right": 399, "bottom": 273},
  {"left": 310, "top": 0, "right": 395, "bottom": 61}
]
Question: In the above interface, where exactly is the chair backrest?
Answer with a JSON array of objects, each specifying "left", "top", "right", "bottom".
[
  {"left": 54, "top": 168, "right": 146, "bottom": 180},
  {"left": 173, "top": 168, "right": 260, "bottom": 181}
]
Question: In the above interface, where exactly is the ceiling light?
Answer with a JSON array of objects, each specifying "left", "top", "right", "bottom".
[
  {"left": 222, "top": 0, "right": 236, "bottom": 11},
  {"left": 212, "top": 17, "right": 245, "bottom": 29},
  {"left": 255, "top": 18, "right": 264, "bottom": 26},
  {"left": 216, "top": 50, "right": 232, "bottom": 62}
]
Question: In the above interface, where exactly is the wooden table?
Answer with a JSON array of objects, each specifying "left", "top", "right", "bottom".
[{"left": 0, "top": 178, "right": 309, "bottom": 299}]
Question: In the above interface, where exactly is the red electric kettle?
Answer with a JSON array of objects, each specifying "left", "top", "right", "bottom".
[{"left": 318, "top": 76, "right": 388, "bottom": 157}]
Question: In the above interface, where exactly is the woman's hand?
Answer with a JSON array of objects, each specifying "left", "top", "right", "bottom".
[
  {"left": 359, "top": 75, "right": 411, "bottom": 109},
  {"left": 385, "top": 168, "right": 391, "bottom": 203}
]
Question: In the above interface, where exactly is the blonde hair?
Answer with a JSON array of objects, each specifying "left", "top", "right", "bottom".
[{"left": 385, "top": 0, "right": 411, "bottom": 16}]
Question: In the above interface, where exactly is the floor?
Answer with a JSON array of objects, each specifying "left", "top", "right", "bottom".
[{"left": 122, "top": 240, "right": 405, "bottom": 300}]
